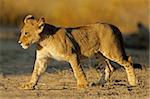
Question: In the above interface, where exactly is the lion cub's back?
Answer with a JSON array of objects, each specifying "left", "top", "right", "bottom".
[
  {"left": 70, "top": 24, "right": 101, "bottom": 57},
  {"left": 70, "top": 23, "right": 126, "bottom": 58}
]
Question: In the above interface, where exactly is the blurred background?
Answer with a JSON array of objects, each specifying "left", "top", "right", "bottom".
[
  {"left": 0, "top": 1, "right": 149, "bottom": 98},
  {"left": 0, "top": 0, "right": 149, "bottom": 74},
  {"left": 0, "top": 0, "right": 149, "bottom": 36}
]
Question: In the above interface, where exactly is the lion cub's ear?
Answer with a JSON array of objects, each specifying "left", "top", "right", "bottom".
[
  {"left": 24, "top": 15, "right": 34, "bottom": 23},
  {"left": 37, "top": 17, "right": 45, "bottom": 33},
  {"left": 37, "top": 17, "right": 45, "bottom": 27}
]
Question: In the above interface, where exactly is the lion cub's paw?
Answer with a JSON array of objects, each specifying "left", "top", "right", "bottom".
[
  {"left": 77, "top": 82, "right": 88, "bottom": 89},
  {"left": 19, "top": 82, "right": 35, "bottom": 90},
  {"left": 129, "top": 80, "right": 137, "bottom": 87}
]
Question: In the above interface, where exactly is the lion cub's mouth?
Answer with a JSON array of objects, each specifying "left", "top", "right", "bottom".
[{"left": 20, "top": 43, "right": 29, "bottom": 49}]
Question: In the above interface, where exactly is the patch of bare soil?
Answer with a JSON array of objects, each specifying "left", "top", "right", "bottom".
[{"left": 0, "top": 40, "right": 149, "bottom": 99}]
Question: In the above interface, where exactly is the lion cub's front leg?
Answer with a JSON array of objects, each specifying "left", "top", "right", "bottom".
[
  {"left": 20, "top": 58, "right": 48, "bottom": 90},
  {"left": 68, "top": 54, "right": 88, "bottom": 89}
]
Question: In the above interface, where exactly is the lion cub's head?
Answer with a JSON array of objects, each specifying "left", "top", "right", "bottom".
[{"left": 18, "top": 15, "right": 45, "bottom": 49}]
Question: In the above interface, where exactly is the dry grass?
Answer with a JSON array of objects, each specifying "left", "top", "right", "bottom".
[
  {"left": 0, "top": 0, "right": 148, "bottom": 33},
  {"left": 0, "top": 39, "right": 149, "bottom": 98}
]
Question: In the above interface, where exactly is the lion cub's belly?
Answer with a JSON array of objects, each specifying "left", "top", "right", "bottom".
[
  {"left": 48, "top": 45, "right": 73, "bottom": 61},
  {"left": 37, "top": 46, "right": 65, "bottom": 61},
  {"left": 49, "top": 50, "right": 66, "bottom": 61}
]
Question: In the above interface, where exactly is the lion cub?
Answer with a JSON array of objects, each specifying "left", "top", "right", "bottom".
[{"left": 18, "top": 15, "right": 137, "bottom": 89}]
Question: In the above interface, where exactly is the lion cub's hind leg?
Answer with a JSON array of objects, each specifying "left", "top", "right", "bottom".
[
  {"left": 101, "top": 53, "right": 137, "bottom": 86},
  {"left": 99, "top": 59, "right": 114, "bottom": 86},
  {"left": 116, "top": 59, "right": 137, "bottom": 86},
  {"left": 91, "top": 59, "right": 114, "bottom": 87}
]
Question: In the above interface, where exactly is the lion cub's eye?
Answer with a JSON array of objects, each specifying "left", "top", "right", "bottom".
[{"left": 24, "top": 32, "right": 28, "bottom": 35}]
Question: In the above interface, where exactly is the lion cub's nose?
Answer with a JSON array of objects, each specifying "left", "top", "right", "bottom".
[{"left": 18, "top": 41, "right": 22, "bottom": 44}]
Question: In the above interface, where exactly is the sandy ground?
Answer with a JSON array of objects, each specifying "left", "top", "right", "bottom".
[{"left": 0, "top": 40, "right": 149, "bottom": 99}]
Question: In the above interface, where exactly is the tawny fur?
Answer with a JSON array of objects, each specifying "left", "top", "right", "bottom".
[{"left": 18, "top": 15, "right": 137, "bottom": 89}]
